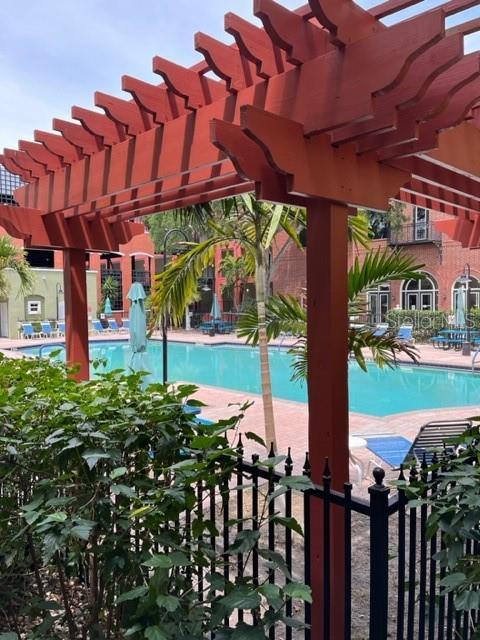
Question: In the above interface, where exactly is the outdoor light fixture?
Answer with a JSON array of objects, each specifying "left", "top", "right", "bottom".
[{"left": 201, "top": 284, "right": 211, "bottom": 292}]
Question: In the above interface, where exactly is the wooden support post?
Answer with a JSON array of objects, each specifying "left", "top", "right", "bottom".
[
  {"left": 63, "top": 249, "right": 90, "bottom": 380},
  {"left": 306, "top": 199, "right": 349, "bottom": 639}
]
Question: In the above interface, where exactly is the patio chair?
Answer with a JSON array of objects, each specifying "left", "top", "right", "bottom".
[
  {"left": 107, "top": 318, "right": 121, "bottom": 332},
  {"left": 403, "top": 419, "right": 473, "bottom": 465},
  {"left": 57, "top": 321, "right": 66, "bottom": 337},
  {"left": 373, "top": 323, "right": 389, "bottom": 337},
  {"left": 396, "top": 325, "right": 414, "bottom": 344},
  {"left": 20, "top": 323, "right": 41, "bottom": 339},
  {"left": 40, "top": 321, "right": 55, "bottom": 338},
  {"left": 120, "top": 318, "right": 130, "bottom": 331},
  {"left": 92, "top": 319, "right": 108, "bottom": 334}
]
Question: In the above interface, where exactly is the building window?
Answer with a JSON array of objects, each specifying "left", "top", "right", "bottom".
[
  {"left": 453, "top": 276, "right": 480, "bottom": 311},
  {"left": 25, "top": 249, "right": 54, "bottom": 268},
  {"left": 100, "top": 268, "right": 123, "bottom": 311},
  {"left": 414, "top": 207, "right": 429, "bottom": 241},
  {"left": 402, "top": 275, "right": 438, "bottom": 311},
  {"left": 27, "top": 300, "right": 41, "bottom": 315},
  {"left": 367, "top": 284, "right": 391, "bottom": 323}
]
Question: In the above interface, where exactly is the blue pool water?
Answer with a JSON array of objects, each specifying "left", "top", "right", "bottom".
[{"left": 19, "top": 340, "right": 480, "bottom": 417}]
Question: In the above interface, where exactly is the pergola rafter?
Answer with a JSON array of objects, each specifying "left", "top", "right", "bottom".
[{"left": 2, "top": 4, "right": 480, "bottom": 635}]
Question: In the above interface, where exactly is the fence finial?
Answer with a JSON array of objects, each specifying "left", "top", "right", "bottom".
[
  {"left": 323, "top": 457, "right": 331, "bottom": 480},
  {"left": 372, "top": 466, "right": 385, "bottom": 486},
  {"left": 285, "top": 446, "right": 293, "bottom": 474},
  {"left": 268, "top": 441, "right": 275, "bottom": 458},
  {"left": 398, "top": 464, "right": 405, "bottom": 481},
  {"left": 303, "top": 451, "right": 311, "bottom": 477}
]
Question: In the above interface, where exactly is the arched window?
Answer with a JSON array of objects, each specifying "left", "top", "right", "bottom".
[
  {"left": 453, "top": 275, "right": 480, "bottom": 310},
  {"left": 401, "top": 275, "right": 438, "bottom": 311}
]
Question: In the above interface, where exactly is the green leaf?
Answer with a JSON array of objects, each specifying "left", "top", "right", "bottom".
[
  {"left": 143, "top": 556, "right": 171, "bottom": 569},
  {"left": 257, "top": 548, "right": 292, "bottom": 580},
  {"left": 279, "top": 476, "right": 314, "bottom": 491},
  {"left": 156, "top": 594, "right": 180, "bottom": 612},
  {"left": 283, "top": 582, "right": 312, "bottom": 603},
  {"left": 220, "top": 585, "right": 262, "bottom": 611},
  {"left": 272, "top": 516, "right": 304, "bottom": 536},
  {"left": 125, "top": 624, "right": 143, "bottom": 637},
  {"left": 440, "top": 572, "right": 467, "bottom": 589},
  {"left": 71, "top": 520, "right": 96, "bottom": 541},
  {"left": 231, "top": 623, "right": 267, "bottom": 640},
  {"left": 111, "top": 484, "right": 136, "bottom": 498},
  {"left": 110, "top": 466, "right": 128, "bottom": 479},
  {"left": 454, "top": 590, "right": 480, "bottom": 612},
  {"left": 258, "top": 583, "right": 283, "bottom": 610},
  {"left": 244, "top": 431, "right": 266, "bottom": 447},
  {"left": 0, "top": 633, "right": 19, "bottom": 640},
  {"left": 117, "top": 585, "right": 148, "bottom": 604},
  {"left": 82, "top": 449, "right": 112, "bottom": 469},
  {"left": 144, "top": 626, "right": 167, "bottom": 640},
  {"left": 257, "top": 455, "right": 286, "bottom": 468},
  {"left": 228, "top": 529, "right": 261, "bottom": 554}
]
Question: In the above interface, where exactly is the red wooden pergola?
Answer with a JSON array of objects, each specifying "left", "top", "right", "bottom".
[{"left": 2, "top": 1, "right": 480, "bottom": 634}]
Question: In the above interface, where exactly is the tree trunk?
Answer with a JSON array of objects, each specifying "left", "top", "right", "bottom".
[{"left": 255, "top": 251, "right": 277, "bottom": 453}]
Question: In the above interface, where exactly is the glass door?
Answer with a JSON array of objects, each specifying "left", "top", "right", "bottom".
[{"left": 414, "top": 207, "right": 429, "bottom": 240}]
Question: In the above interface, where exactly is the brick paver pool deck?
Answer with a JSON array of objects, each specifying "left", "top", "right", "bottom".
[{"left": 2, "top": 329, "right": 479, "bottom": 493}]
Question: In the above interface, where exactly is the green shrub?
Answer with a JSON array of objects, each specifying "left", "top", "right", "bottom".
[
  {"left": 0, "top": 355, "right": 310, "bottom": 639},
  {"left": 385, "top": 309, "right": 447, "bottom": 341}
]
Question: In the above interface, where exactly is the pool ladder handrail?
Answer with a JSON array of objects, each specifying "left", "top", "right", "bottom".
[
  {"left": 39, "top": 342, "right": 66, "bottom": 358},
  {"left": 472, "top": 348, "right": 480, "bottom": 372}
]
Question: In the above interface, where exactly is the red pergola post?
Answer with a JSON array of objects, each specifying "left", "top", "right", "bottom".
[
  {"left": 63, "top": 248, "right": 90, "bottom": 381},
  {"left": 306, "top": 199, "right": 350, "bottom": 639}
]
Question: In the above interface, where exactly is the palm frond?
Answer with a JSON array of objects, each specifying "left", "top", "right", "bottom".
[
  {"left": 237, "top": 294, "right": 306, "bottom": 345},
  {"left": 288, "top": 336, "right": 307, "bottom": 383},
  {"left": 349, "top": 327, "right": 419, "bottom": 371},
  {"left": 149, "top": 235, "right": 231, "bottom": 327},
  {"left": 348, "top": 212, "right": 372, "bottom": 249},
  {"left": 349, "top": 249, "right": 423, "bottom": 301}
]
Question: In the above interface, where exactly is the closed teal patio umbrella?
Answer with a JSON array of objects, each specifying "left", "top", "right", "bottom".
[
  {"left": 104, "top": 296, "right": 113, "bottom": 316},
  {"left": 210, "top": 293, "right": 222, "bottom": 321},
  {"left": 455, "top": 286, "right": 466, "bottom": 327},
  {"left": 127, "top": 282, "right": 150, "bottom": 377}
]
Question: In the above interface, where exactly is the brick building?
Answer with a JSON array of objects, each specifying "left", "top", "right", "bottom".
[{"left": 269, "top": 203, "right": 480, "bottom": 324}]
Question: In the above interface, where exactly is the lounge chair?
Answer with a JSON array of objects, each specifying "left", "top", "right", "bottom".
[
  {"left": 121, "top": 318, "right": 130, "bottom": 331},
  {"left": 20, "top": 323, "right": 41, "bottom": 339},
  {"left": 403, "top": 419, "right": 472, "bottom": 465},
  {"left": 373, "top": 323, "right": 389, "bottom": 337},
  {"left": 40, "top": 321, "right": 55, "bottom": 338},
  {"left": 57, "top": 321, "right": 65, "bottom": 337},
  {"left": 396, "top": 325, "right": 414, "bottom": 344},
  {"left": 107, "top": 318, "right": 121, "bottom": 332},
  {"left": 92, "top": 319, "right": 108, "bottom": 334}
]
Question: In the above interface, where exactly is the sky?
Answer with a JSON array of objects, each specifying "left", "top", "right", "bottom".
[{"left": 1, "top": 0, "right": 479, "bottom": 150}]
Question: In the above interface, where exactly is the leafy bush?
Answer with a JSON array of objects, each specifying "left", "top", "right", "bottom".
[
  {"left": 385, "top": 309, "right": 448, "bottom": 341},
  {"left": 0, "top": 355, "right": 310, "bottom": 639}
]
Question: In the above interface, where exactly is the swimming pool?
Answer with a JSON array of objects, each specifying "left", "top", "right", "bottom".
[{"left": 19, "top": 340, "right": 480, "bottom": 417}]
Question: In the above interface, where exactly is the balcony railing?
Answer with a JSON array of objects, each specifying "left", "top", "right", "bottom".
[{"left": 388, "top": 223, "right": 442, "bottom": 245}]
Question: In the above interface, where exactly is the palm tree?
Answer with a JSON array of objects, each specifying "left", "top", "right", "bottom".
[
  {"left": 149, "top": 194, "right": 303, "bottom": 452},
  {"left": 0, "top": 236, "right": 33, "bottom": 299},
  {"left": 219, "top": 252, "right": 251, "bottom": 310},
  {"left": 238, "top": 247, "right": 423, "bottom": 381}
]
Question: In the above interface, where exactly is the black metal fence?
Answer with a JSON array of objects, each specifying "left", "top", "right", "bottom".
[
  {"left": 388, "top": 223, "right": 442, "bottom": 245},
  {"left": 205, "top": 446, "right": 478, "bottom": 640}
]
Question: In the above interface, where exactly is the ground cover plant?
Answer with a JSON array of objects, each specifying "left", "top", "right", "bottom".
[{"left": 0, "top": 355, "right": 311, "bottom": 640}]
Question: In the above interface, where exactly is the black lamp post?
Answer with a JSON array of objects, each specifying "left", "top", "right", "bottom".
[
  {"left": 162, "top": 228, "right": 189, "bottom": 384},
  {"left": 462, "top": 263, "right": 471, "bottom": 356}
]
